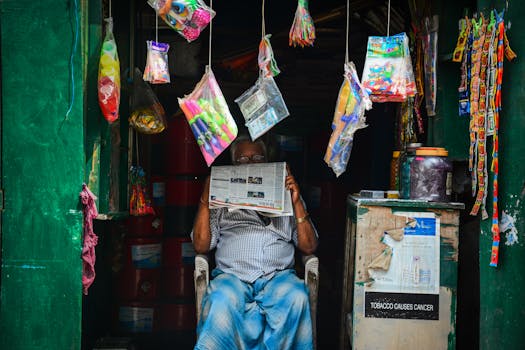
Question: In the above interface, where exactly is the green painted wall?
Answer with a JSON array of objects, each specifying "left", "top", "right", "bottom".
[
  {"left": 434, "top": 0, "right": 525, "bottom": 349},
  {"left": 0, "top": 0, "right": 86, "bottom": 349},
  {"left": 476, "top": 1, "right": 525, "bottom": 349}
]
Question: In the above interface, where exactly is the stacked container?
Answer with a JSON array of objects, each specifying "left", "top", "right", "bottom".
[
  {"left": 114, "top": 214, "right": 163, "bottom": 334},
  {"left": 158, "top": 115, "right": 207, "bottom": 332}
]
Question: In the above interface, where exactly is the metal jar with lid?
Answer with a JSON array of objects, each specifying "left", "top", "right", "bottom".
[
  {"left": 399, "top": 143, "right": 422, "bottom": 199},
  {"left": 409, "top": 147, "right": 452, "bottom": 202}
]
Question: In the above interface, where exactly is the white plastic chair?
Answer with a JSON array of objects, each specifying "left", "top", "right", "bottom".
[{"left": 194, "top": 254, "right": 320, "bottom": 349}]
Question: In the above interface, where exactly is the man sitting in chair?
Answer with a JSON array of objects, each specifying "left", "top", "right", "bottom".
[{"left": 192, "top": 135, "right": 318, "bottom": 350}]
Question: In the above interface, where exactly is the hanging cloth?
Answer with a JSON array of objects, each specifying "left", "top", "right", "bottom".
[{"left": 80, "top": 184, "right": 99, "bottom": 295}]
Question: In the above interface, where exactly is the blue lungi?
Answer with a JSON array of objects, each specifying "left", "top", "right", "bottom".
[{"left": 194, "top": 269, "right": 313, "bottom": 350}]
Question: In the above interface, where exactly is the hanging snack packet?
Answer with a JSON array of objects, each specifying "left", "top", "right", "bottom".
[
  {"left": 143, "top": 41, "right": 170, "bottom": 84},
  {"left": 258, "top": 34, "right": 280, "bottom": 78},
  {"left": 129, "top": 166, "right": 155, "bottom": 216},
  {"left": 130, "top": 68, "right": 167, "bottom": 134},
  {"left": 289, "top": 0, "right": 316, "bottom": 47},
  {"left": 178, "top": 67, "right": 238, "bottom": 166},
  {"left": 98, "top": 17, "right": 121, "bottom": 123},
  {"left": 235, "top": 75, "right": 290, "bottom": 141},
  {"left": 361, "top": 32, "right": 415, "bottom": 102},
  {"left": 148, "top": 0, "right": 215, "bottom": 42},
  {"left": 325, "top": 62, "right": 372, "bottom": 177}
]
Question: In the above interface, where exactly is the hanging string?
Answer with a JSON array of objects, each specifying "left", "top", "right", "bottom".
[
  {"left": 135, "top": 129, "right": 140, "bottom": 167},
  {"left": 208, "top": 0, "right": 213, "bottom": 68},
  {"left": 345, "top": 0, "right": 350, "bottom": 63},
  {"left": 387, "top": 0, "right": 391, "bottom": 36},
  {"left": 155, "top": 10, "right": 158, "bottom": 43},
  {"left": 261, "top": 0, "right": 266, "bottom": 38},
  {"left": 109, "top": 0, "right": 112, "bottom": 18}
]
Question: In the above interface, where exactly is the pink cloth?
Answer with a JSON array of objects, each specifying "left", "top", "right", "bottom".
[{"left": 80, "top": 184, "right": 98, "bottom": 295}]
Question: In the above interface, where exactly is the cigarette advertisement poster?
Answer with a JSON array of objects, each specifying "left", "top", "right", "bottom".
[{"left": 365, "top": 212, "right": 440, "bottom": 320}]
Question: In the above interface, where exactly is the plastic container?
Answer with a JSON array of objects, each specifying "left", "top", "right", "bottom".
[
  {"left": 399, "top": 143, "right": 422, "bottom": 199},
  {"left": 409, "top": 147, "right": 452, "bottom": 202},
  {"left": 115, "top": 268, "right": 161, "bottom": 301},
  {"left": 158, "top": 301, "right": 196, "bottom": 331},
  {"left": 115, "top": 302, "right": 159, "bottom": 333},
  {"left": 161, "top": 266, "right": 194, "bottom": 298},
  {"left": 390, "top": 151, "right": 401, "bottom": 190}
]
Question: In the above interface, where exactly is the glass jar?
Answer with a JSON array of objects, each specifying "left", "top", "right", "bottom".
[
  {"left": 399, "top": 143, "right": 422, "bottom": 199},
  {"left": 409, "top": 147, "right": 452, "bottom": 202},
  {"left": 390, "top": 151, "right": 401, "bottom": 190}
]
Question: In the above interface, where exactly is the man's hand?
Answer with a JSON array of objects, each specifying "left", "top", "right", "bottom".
[
  {"left": 285, "top": 164, "right": 301, "bottom": 204},
  {"left": 201, "top": 175, "right": 211, "bottom": 204}
]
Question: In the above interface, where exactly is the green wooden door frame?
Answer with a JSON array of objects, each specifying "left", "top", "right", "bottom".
[{"left": 0, "top": 0, "right": 87, "bottom": 348}]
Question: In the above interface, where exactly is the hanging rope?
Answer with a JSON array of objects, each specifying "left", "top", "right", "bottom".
[
  {"left": 134, "top": 129, "right": 140, "bottom": 167},
  {"left": 208, "top": 0, "right": 213, "bottom": 69},
  {"left": 262, "top": 0, "right": 266, "bottom": 38},
  {"left": 387, "top": 0, "right": 391, "bottom": 36},
  {"left": 345, "top": 0, "right": 350, "bottom": 63},
  {"left": 155, "top": 10, "right": 158, "bottom": 43},
  {"left": 109, "top": 0, "right": 112, "bottom": 18}
]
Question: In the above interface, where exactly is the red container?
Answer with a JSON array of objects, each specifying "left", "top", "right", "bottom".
[
  {"left": 165, "top": 176, "right": 205, "bottom": 206},
  {"left": 151, "top": 176, "right": 166, "bottom": 207},
  {"left": 127, "top": 214, "right": 163, "bottom": 236},
  {"left": 116, "top": 268, "right": 161, "bottom": 301},
  {"left": 114, "top": 301, "right": 159, "bottom": 334},
  {"left": 165, "top": 116, "right": 208, "bottom": 175},
  {"left": 124, "top": 238, "right": 162, "bottom": 269},
  {"left": 163, "top": 237, "right": 196, "bottom": 267},
  {"left": 158, "top": 301, "right": 196, "bottom": 331},
  {"left": 161, "top": 266, "right": 194, "bottom": 298}
]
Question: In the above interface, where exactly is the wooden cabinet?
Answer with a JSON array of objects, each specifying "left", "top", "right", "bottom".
[{"left": 340, "top": 196, "right": 464, "bottom": 350}]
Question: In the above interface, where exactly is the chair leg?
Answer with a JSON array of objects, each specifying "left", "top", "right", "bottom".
[
  {"left": 304, "top": 256, "right": 319, "bottom": 350},
  {"left": 194, "top": 255, "right": 209, "bottom": 324}
]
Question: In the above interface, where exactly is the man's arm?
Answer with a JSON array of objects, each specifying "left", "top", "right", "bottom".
[
  {"left": 286, "top": 165, "right": 318, "bottom": 255},
  {"left": 192, "top": 176, "right": 212, "bottom": 254}
]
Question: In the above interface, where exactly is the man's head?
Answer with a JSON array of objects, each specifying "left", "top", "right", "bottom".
[{"left": 230, "top": 134, "right": 267, "bottom": 165}]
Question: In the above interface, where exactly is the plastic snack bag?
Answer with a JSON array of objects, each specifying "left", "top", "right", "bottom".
[
  {"left": 178, "top": 66, "right": 238, "bottom": 166},
  {"left": 258, "top": 34, "right": 280, "bottom": 78},
  {"left": 148, "top": 0, "right": 215, "bottom": 42},
  {"left": 98, "top": 17, "right": 121, "bottom": 123},
  {"left": 325, "top": 62, "right": 372, "bottom": 177},
  {"left": 143, "top": 41, "right": 170, "bottom": 84},
  {"left": 235, "top": 75, "right": 290, "bottom": 141},
  {"left": 129, "top": 68, "right": 167, "bottom": 134},
  {"left": 361, "top": 32, "right": 415, "bottom": 102},
  {"left": 129, "top": 166, "right": 155, "bottom": 216},
  {"left": 289, "top": 0, "right": 316, "bottom": 47}
]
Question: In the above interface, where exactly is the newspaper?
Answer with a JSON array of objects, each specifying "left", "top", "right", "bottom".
[{"left": 209, "top": 162, "right": 293, "bottom": 216}]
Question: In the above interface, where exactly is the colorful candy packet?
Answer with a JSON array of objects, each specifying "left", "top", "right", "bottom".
[
  {"left": 98, "top": 17, "right": 120, "bottom": 123},
  {"left": 258, "top": 34, "right": 280, "bottom": 78},
  {"left": 148, "top": 0, "right": 215, "bottom": 42},
  {"left": 289, "top": 0, "right": 316, "bottom": 47},
  {"left": 129, "top": 166, "right": 155, "bottom": 216},
  {"left": 143, "top": 41, "right": 170, "bottom": 84},
  {"left": 325, "top": 62, "right": 372, "bottom": 177},
  {"left": 178, "top": 67, "right": 238, "bottom": 166},
  {"left": 361, "top": 32, "right": 416, "bottom": 102}
]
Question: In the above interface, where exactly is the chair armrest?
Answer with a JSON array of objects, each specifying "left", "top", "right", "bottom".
[
  {"left": 303, "top": 255, "right": 319, "bottom": 350},
  {"left": 194, "top": 254, "right": 209, "bottom": 324}
]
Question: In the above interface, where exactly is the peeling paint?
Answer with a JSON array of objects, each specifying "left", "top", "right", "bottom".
[{"left": 500, "top": 211, "right": 519, "bottom": 246}]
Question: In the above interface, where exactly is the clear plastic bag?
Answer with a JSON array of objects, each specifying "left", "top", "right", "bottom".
[
  {"left": 143, "top": 41, "right": 170, "bottom": 84},
  {"left": 98, "top": 17, "right": 120, "bottom": 123},
  {"left": 325, "top": 62, "right": 372, "bottom": 177},
  {"left": 178, "top": 67, "right": 238, "bottom": 166},
  {"left": 235, "top": 76, "right": 289, "bottom": 140},
  {"left": 361, "top": 32, "right": 416, "bottom": 102},
  {"left": 148, "top": 0, "right": 215, "bottom": 42},
  {"left": 129, "top": 68, "right": 167, "bottom": 134}
]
